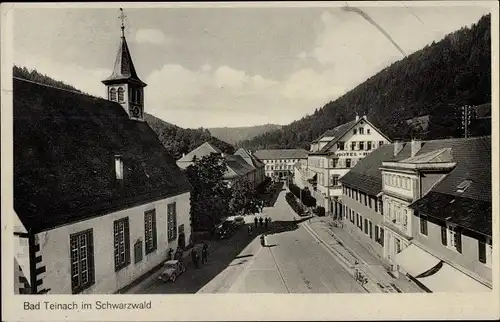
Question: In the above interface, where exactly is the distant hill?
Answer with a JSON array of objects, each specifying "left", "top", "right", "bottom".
[
  {"left": 144, "top": 113, "right": 235, "bottom": 160},
  {"left": 12, "top": 65, "right": 235, "bottom": 161},
  {"left": 238, "top": 14, "right": 491, "bottom": 151},
  {"left": 208, "top": 124, "right": 282, "bottom": 145}
]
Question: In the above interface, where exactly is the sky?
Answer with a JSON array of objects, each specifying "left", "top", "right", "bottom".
[{"left": 12, "top": 4, "right": 491, "bottom": 128}]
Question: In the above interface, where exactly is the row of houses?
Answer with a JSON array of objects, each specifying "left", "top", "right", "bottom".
[
  {"left": 339, "top": 136, "right": 492, "bottom": 292},
  {"left": 292, "top": 114, "right": 492, "bottom": 292},
  {"left": 176, "top": 142, "right": 265, "bottom": 189}
]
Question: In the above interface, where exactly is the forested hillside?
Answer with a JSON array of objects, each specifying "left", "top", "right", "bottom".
[
  {"left": 237, "top": 14, "right": 491, "bottom": 150},
  {"left": 144, "top": 113, "right": 235, "bottom": 160},
  {"left": 13, "top": 66, "right": 235, "bottom": 161},
  {"left": 209, "top": 123, "right": 282, "bottom": 145}
]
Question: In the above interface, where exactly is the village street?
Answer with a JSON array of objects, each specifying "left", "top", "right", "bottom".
[{"left": 138, "top": 189, "right": 366, "bottom": 294}]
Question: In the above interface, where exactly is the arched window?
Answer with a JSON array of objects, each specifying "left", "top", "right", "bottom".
[
  {"left": 109, "top": 88, "right": 117, "bottom": 101},
  {"left": 137, "top": 90, "right": 142, "bottom": 103},
  {"left": 117, "top": 87, "right": 125, "bottom": 102}
]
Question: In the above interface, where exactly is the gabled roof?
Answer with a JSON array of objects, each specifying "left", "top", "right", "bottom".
[
  {"left": 177, "top": 142, "right": 222, "bottom": 162},
  {"left": 311, "top": 120, "right": 356, "bottom": 144},
  {"left": 102, "top": 35, "right": 147, "bottom": 87},
  {"left": 14, "top": 78, "right": 191, "bottom": 233},
  {"left": 254, "top": 149, "right": 308, "bottom": 160},
  {"left": 340, "top": 143, "right": 412, "bottom": 196},
  {"left": 317, "top": 117, "right": 392, "bottom": 154},
  {"left": 224, "top": 155, "right": 256, "bottom": 179},
  {"left": 408, "top": 192, "right": 491, "bottom": 237},
  {"left": 234, "top": 148, "right": 264, "bottom": 169}
]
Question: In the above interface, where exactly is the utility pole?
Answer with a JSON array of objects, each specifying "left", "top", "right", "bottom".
[{"left": 461, "top": 105, "right": 475, "bottom": 138}]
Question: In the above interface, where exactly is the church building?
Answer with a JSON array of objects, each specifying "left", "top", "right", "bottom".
[{"left": 14, "top": 17, "right": 192, "bottom": 294}]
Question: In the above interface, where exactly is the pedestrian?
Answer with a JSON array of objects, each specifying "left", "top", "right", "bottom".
[
  {"left": 202, "top": 242, "right": 208, "bottom": 264},
  {"left": 192, "top": 249, "right": 199, "bottom": 269},
  {"left": 254, "top": 217, "right": 258, "bottom": 228},
  {"left": 248, "top": 225, "right": 253, "bottom": 236},
  {"left": 259, "top": 217, "right": 263, "bottom": 228},
  {"left": 264, "top": 217, "right": 268, "bottom": 230}
]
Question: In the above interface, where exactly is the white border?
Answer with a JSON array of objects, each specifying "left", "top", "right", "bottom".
[{"left": 2, "top": 1, "right": 499, "bottom": 321}]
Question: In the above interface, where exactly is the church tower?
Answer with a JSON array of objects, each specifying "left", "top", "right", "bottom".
[{"left": 102, "top": 9, "right": 147, "bottom": 121}]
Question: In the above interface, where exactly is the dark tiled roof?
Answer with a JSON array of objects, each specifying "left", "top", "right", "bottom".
[
  {"left": 408, "top": 191, "right": 491, "bottom": 236},
  {"left": 224, "top": 155, "right": 255, "bottom": 179},
  {"left": 312, "top": 120, "right": 356, "bottom": 145},
  {"left": 340, "top": 143, "right": 412, "bottom": 196},
  {"left": 14, "top": 78, "right": 191, "bottom": 233},
  {"left": 102, "top": 36, "right": 147, "bottom": 87},
  {"left": 411, "top": 137, "right": 491, "bottom": 202},
  {"left": 254, "top": 149, "right": 308, "bottom": 160},
  {"left": 234, "top": 148, "right": 264, "bottom": 169}
]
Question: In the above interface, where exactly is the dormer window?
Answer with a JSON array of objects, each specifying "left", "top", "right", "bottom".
[
  {"left": 117, "top": 87, "right": 125, "bottom": 102},
  {"left": 115, "top": 155, "right": 124, "bottom": 180},
  {"left": 109, "top": 88, "right": 117, "bottom": 101},
  {"left": 456, "top": 180, "right": 472, "bottom": 193}
]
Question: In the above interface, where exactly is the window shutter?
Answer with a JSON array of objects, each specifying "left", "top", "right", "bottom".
[
  {"left": 173, "top": 203, "right": 178, "bottom": 240},
  {"left": 152, "top": 211, "right": 157, "bottom": 250},
  {"left": 455, "top": 229, "right": 462, "bottom": 253},
  {"left": 89, "top": 230, "right": 95, "bottom": 285},
  {"left": 125, "top": 218, "right": 131, "bottom": 265},
  {"left": 441, "top": 226, "right": 447, "bottom": 246},
  {"left": 478, "top": 240, "right": 486, "bottom": 263}
]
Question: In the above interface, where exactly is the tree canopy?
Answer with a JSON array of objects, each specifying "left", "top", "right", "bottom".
[{"left": 229, "top": 177, "right": 264, "bottom": 216}]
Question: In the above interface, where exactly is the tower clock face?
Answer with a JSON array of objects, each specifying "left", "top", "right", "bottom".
[{"left": 132, "top": 106, "right": 141, "bottom": 117}]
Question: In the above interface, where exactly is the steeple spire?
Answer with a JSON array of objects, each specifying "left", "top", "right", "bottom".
[
  {"left": 119, "top": 8, "right": 126, "bottom": 38},
  {"left": 102, "top": 8, "right": 147, "bottom": 121}
]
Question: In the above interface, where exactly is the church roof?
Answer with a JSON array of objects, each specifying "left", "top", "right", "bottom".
[
  {"left": 102, "top": 35, "right": 147, "bottom": 87},
  {"left": 14, "top": 78, "right": 190, "bottom": 233}
]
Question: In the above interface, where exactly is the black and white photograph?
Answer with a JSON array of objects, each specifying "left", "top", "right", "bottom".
[{"left": 2, "top": 1, "right": 499, "bottom": 321}]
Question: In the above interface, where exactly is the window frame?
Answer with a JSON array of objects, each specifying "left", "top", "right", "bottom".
[
  {"left": 113, "top": 217, "right": 130, "bottom": 272},
  {"left": 167, "top": 202, "right": 178, "bottom": 242},
  {"left": 144, "top": 209, "right": 157, "bottom": 255},
  {"left": 446, "top": 224, "right": 462, "bottom": 253},
  {"left": 70, "top": 229, "right": 95, "bottom": 294},
  {"left": 420, "top": 214, "right": 428, "bottom": 236},
  {"left": 359, "top": 141, "right": 365, "bottom": 151}
]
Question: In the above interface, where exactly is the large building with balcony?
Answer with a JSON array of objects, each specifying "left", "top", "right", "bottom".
[
  {"left": 296, "top": 115, "right": 392, "bottom": 214},
  {"left": 254, "top": 149, "right": 308, "bottom": 180},
  {"left": 341, "top": 137, "right": 492, "bottom": 293}
]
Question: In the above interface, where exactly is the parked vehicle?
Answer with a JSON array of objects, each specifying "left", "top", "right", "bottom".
[
  {"left": 233, "top": 216, "right": 245, "bottom": 229},
  {"left": 158, "top": 260, "right": 185, "bottom": 282}
]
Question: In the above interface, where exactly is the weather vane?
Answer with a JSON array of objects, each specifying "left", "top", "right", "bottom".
[{"left": 119, "top": 8, "right": 127, "bottom": 37}]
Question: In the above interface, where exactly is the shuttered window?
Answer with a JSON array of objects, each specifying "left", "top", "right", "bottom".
[
  {"left": 167, "top": 203, "right": 177, "bottom": 242},
  {"left": 134, "top": 240, "right": 143, "bottom": 264},
  {"left": 70, "top": 229, "right": 95, "bottom": 294},
  {"left": 114, "top": 217, "right": 130, "bottom": 271},
  {"left": 441, "top": 225, "right": 447, "bottom": 246},
  {"left": 369, "top": 221, "right": 373, "bottom": 239},
  {"left": 420, "top": 214, "right": 428, "bottom": 236},
  {"left": 145, "top": 210, "right": 157, "bottom": 254}
]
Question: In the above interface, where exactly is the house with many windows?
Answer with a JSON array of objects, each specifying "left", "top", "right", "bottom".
[
  {"left": 13, "top": 29, "right": 192, "bottom": 294},
  {"left": 254, "top": 149, "right": 308, "bottom": 180},
  {"left": 341, "top": 137, "right": 492, "bottom": 292},
  {"left": 297, "top": 115, "right": 392, "bottom": 215},
  {"left": 339, "top": 142, "right": 412, "bottom": 262}
]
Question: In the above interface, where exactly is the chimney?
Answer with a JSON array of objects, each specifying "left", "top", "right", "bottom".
[
  {"left": 182, "top": 153, "right": 186, "bottom": 158},
  {"left": 394, "top": 141, "right": 404, "bottom": 156},
  {"left": 355, "top": 114, "right": 360, "bottom": 122},
  {"left": 411, "top": 139, "right": 422, "bottom": 157}
]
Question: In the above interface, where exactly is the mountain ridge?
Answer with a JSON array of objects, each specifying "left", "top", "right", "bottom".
[{"left": 208, "top": 124, "right": 282, "bottom": 145}]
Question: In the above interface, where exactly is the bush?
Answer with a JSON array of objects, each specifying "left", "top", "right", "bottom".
[
  {"left": 317, "top": 206, "right": 326, "bottom": 217},
  {"left": 286, "top": 192, "right": 304, "bottom": 215},
  {"left": 288, "top": 183, "right": 316, "bottom": 208}
]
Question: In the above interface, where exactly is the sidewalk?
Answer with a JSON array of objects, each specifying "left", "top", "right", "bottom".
[
  {"left": 117, "top": 240, "right": 216, "bottom": 294},
  {"left": 303, "top": 217, "right": 425, "bottom": 293}
]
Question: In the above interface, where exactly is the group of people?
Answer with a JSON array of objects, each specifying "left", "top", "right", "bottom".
[
  {"left": 191, "top": 242, "right": 209, "bottom": 269},
  {"left": 248, "top": 216, "right": 272, "bottom": 235}
]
